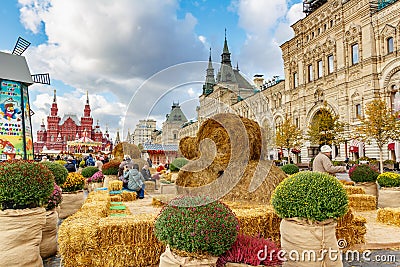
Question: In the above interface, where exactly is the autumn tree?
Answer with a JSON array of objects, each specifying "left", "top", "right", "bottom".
[
  {"left": 275, "top": 116, "right": 303, "bottom": 164},
  {"left": 307, "top": 108, "right": 345, "bottom": 146},
  {"left": 355, "top": 99, "right": 399, "bottom": 173}
]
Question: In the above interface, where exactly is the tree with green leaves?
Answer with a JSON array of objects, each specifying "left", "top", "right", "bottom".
[
  {"left": 307, "top": 108, "right": 345, "bottom": 146},
  {"left": 355, "top": 98, "right": 399, "bottom": 173},
  {"left": 275, "top": 116, "right": 303, "bottom": 164}
]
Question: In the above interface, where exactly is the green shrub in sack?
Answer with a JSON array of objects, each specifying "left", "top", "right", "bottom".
[
  {"left": 0, "top": 160, "right": 55, "bottom": 210},
  {"left": 377, "top": 172, "right": 400, "bottom": 187},
  {"left": 169, "top": 157, "right": 188, "bottom": 172},
  {"left": 81, "top": 166, "right": 99, "bottom": 178},
  {"left": 154, "top": 195, "right": 239, "bottom": 256},
  {"left": 271, "top": 171, "right": 348, "bottom": 221},
  {"left": 280, "top": 164, "right": 299, "bottom": 175},
  {"left": 41, "top": 161, "right": 68, "bottom": 186},
  {"left": 349, "top": 164, "right": 379, "bottom": 182},
  {"left": 102, "top": 160, "right": 121, "bottom": 175}
]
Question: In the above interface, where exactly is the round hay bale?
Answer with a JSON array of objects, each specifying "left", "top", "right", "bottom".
[
  {"left": 112, "top": 142, "right": 141, "bottom": 159},
  {"left": 176, "top": 160, "right": 287, "bottom": 204},
  {"left": 131, "top": 158, "right": 147, "bottom": 170},
  {"left": 179, "top": 136, "right": 199, "bottom": 160},
  {"left": 195, "top": 114, "right": 262, "bottom": 163}
]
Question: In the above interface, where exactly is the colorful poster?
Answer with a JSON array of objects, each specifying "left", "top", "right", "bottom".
[
  {"left": 0, "top": 80, "right": 24, "bottom": 159},
  {"left": 22, "top": 85, "right": 34, "bottom": 159}
]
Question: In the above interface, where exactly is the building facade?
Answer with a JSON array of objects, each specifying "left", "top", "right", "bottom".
[
  {"left": 34, "top": 90, "right": 112, "bottom": 153},
  {"left": 133, "top": 119, "right": 156, "bottom": 145},
  {"left": 162, "top": 102, "right": 188, "bottom": 145},
  {"left": 181, "top": 0, "right": 400, "bottom": 163}
]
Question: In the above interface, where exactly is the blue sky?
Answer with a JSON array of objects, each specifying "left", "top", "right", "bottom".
[{"left": 0, "top": 0, "right": 304, "bottom": 142}]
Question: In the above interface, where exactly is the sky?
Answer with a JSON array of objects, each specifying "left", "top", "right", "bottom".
[{"left": 0, "top": 0, "right": 305, "bottom": 142}]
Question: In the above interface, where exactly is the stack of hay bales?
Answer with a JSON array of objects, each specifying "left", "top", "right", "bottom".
[
  {"left": 58, "top": 191, "right": 163, "bottom": 267},
  {"left": 343, "top": 184, "right": 376, "bottom": 211},
  {"left": 336, "top": 209, "right": 367, "bottom": 247},
  {"left": 377, "top": 208, "right": 400, "bottom": 226},
  {"left": 176, "top": 113, "right": 287, "bottom": 204}
]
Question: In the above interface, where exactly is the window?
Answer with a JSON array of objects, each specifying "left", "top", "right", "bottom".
[
  {"left": 173, "top": 133, "right": 177, "bottom": 140},
  {"left": 293, "top": 72, "right": 298, "bottom": 88},
  {"left": 355, "top": 104, "right": 362, "bottom": 118},
  {"left": 351, "top": 43, "right": 359, "bottom": 65},
  {"left": 327, "top": 55, "right": 334, "bottom": 74},
  {"left": 317, "top": 60, "right": 323, "bottom": 78},
  {"left": 391, "top": 91, "right": 400, "bottom": 113},
  {"left": 295, "top": 118, "right": 299, "bottom": 128},
  {"left": 387, "top": 37, "right": 394, "bottom": 54},
  {"left": 308, "top": 64, "right": 314, "bottom": 82}
]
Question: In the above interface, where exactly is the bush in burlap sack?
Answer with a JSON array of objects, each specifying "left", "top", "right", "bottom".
[{"left": 176, "top": 114, "right": 286, "bottom": 204}]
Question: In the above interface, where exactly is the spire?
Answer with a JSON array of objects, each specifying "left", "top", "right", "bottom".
[
  {"left": 84, "top": 91, "right": 91, "bottom": 117},
  {"left": 221, "top": 29, "right": 232, "bottom": 66},
  {"left": 53, "top": 89, "right": 56, "bottom": 103},
  {"left": 236, "top": 62, "right": 240, "bottom": 71},
  {"left": 203, "top": 47, "right": 216, "bottom": 95},
  {"left": 86, "top": 90, "right": 89, "bottom": 104},
  {"left": 115, "top": 130, "right": 121, "bottom": 145}
]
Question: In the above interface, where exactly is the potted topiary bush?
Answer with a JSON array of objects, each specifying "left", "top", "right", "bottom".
[
  {"left": 280, "top": 163, "right": 299, "bottom": 175},
  {"left": 81, "top": 166, "right": 99, "bottom": 178},
  {"left": 377, "top": 172, "right": 400, "bottom": 208},
  {"left": 349, "top": 164, "right": 379, "bottom": 197},
  {"left": 155, "top": 195, "right": 239, "bottom": 266},
  {"left": 87, "top": 171, "right": 105, "bottom": 192},
  {"left": 59, "top": 172, "right": 85, "bottom": 219},
  {"left": 170, "top": 157, "right": 188, "bottom": 172},
  {"left": 41, "top": 160, "right": 68, "bottom": 186},
  {"left": 216, "top": 234, "right": 283, "bottom": 267},
  {"left": 0, "top": 160, "right": 55, "bottom": 266},
  {"left": 271, "top": 171, "right": 348, "bottom": 267},
  {"left": 102, "top": 159, "right": 121, "bottom": 188},
  {"left": 40, "top": 182, "right": 62, "bottom": 259}
]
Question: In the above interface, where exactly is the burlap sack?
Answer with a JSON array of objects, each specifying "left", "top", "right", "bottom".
[
  {"left": 40, "top": 209, "right": 58, "bottom": 259},
  {"left": 159, "top": 245, "right": 218, "bottom": 267},
  {"left": 355, "top": 182, "right": 378, "bottom": 198},
  {"left": 0, "top": 207, "right": 46, "bottom": 267},
  {"left": 280, "top": 218, "right": 342, "bottom": 267},
  {"left": 378, "top": 187, "right": 400, "bottom": 208},
  {"left": 59, "top": 190, "right": 84, "bottom": 219}
]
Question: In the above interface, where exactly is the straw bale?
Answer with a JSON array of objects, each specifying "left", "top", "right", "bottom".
[
  {"left": 112, "top": 142, "right": 141, "bottom": 159},
  {"left": 85, "top": 191, "right": 110, "bottom": 203},
  {"left": 348, "top": 194, "right": 377, "bottom": 211},
  {"left": 152, "top": 194, "right": 176, "bottom": 207},
  {"left": 109, "top": 180, "right": 123, "bottom": 191},
  {"left": 377, "top": 208, "right": 400, "bottom": 227},
  {"left": 192, "top": 114, "right": 263, "bottom": 162},
  {"left": 179, "top": 136, "right": 199, "bottom": 160},
  {"left": 176, "top": 160, "right": 286, "bottom": 204},
  {"left": 344, "top": 185, "right": 365, "bottom": 195},
  {"left": 111, "top": 195, "right": 122, "bottom": 202},
  {"left": 145, "top": 180, "right": 156, "bottom": 192},
  {"left": 335, "top": 209, "right": 367, "bottom": 248},
  {"left": 122, "top": 191, "right": 137, "bottom": 201},
  {"left": 339, "top": 180, "right": 355, "bottom": 186}
]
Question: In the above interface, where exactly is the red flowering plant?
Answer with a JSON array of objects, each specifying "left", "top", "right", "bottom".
[
  {"left": 87, "top": 171, "right": 104, "bottom": 183},
  {"left": 102, "top": 160, "right": 121, "bottom": 175},
  {"left": 154, "top": 195, "right": 239, "bottom": 256},
  {"left": 216, "top": 234, "right": 283, "bottom": 266},
  {"left": 46, "top": 182, "right": 62, "bottom": 211},
  {"left": 0, "top": 160, "right": 55, "bottom": 210},
  {"left": 349, "top": 164, "right": 379, "bottom": 182}
]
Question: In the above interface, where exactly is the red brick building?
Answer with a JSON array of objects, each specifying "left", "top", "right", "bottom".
[{"left": 34, "top": 90, "right": 112, "bottom": 154}]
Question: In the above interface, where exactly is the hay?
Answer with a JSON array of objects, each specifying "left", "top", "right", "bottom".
[
  {"left": 348, "top": 194, "right": 377, "bottom": 211},
  {"left": 339, "top": 180, "right": 355, "bottom": 186},
  {"left": 110, "top": 195, "right": 122, "bottom": 202},
  {"left": 145, "top": 180, "right": 156, "bottom": 192},
  {"left": 179, "top": 136, "right": 199, "bottom": 160},
  {"left": 176, "top": 160, "right": 286, "bottom": 204},
  {"left": 112, "top": 142, "right": 141, "bottom": 160},
  {"left": 377, "top": 208, "right": 400, "bottom": 227},
  {"left": 336, "top": 209, "right": 367, "bottom": 248},
  {"left": 344, "top": 185, "right": 365, "bottom": 195},
  {"left": 121, "top": 191, "right": 137, "bottom": 201},
  {"left": 108, "top": 180, "right": 123, "bottom": 191},
  {"left": 132, "top": 158, "right": 148, "bottom": 170},
  {"left": 152, "top": 194, "right": 176, "bottom": 207}
]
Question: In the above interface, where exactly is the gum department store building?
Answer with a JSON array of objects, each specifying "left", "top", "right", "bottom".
[{"left": 180, "top": 0, "right": 400, "bottom": 163}]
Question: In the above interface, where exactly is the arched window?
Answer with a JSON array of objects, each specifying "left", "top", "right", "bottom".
[
  {"left": 387, "top": 37, "right": 394, "bottom": 54},
  {"left": 391, "top": 87, "right": 400, "bottom": 113}
]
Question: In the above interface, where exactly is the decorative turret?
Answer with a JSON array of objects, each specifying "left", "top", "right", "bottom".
[
  {"left": 221, "top": 29, "right": 232, "bottom": 67},
  {"left": 203, "top": 48, "right": 216, "bottom": 95},
  {"left": 50, "top": 89, "right": 58, "bottom": 116},
  {"left": 83, "top": 90, "right": 91, "bottom": 117},
  {"left": 115, "top": 130, "right": 121, "bottom": 145}
]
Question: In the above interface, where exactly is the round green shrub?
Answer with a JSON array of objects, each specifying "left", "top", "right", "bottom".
[
  {"left": 154, "top": 195, "right": 239, "bottom": 256},
  {"left": 81, "top": 166, "right": 99, "bottom": 178},
  {"left": 41, "top": 161, "right": 68, "bottom": 186},
  {"left": 377, "top": 172, "right": 400, "bottom": 187},
  {"left": 0, "top": 160, "right": 55, "bottom": 210},
  {"left": 102, "top": 160, "right": 121, "bottom": 175},
  {"left": 271, "top": 171, "right": 348, "bottom": 221},
  {"left": 280, "top": 164, "right": 299, "bottom": 175},
  {"left": 349, "top": 164, "right": 379, "bottom": 182},
  {"left": 170, "top": 157, "right": 188, "bottom": 172}
]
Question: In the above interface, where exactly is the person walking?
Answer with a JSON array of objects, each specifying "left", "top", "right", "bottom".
[
  {"left": 141, "top": 164, "right": 157, "bottom": 190},
  {"left": 312, "top": 145, "right": 346, "bottom": 175}
]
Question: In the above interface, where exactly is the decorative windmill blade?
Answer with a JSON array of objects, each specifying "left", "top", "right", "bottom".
[
  {"left": 31, "top": 73, "right": 51, "bottom": 85},
  {"left": 12, "top": 37, "right": 31, "bottom": 56}
]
